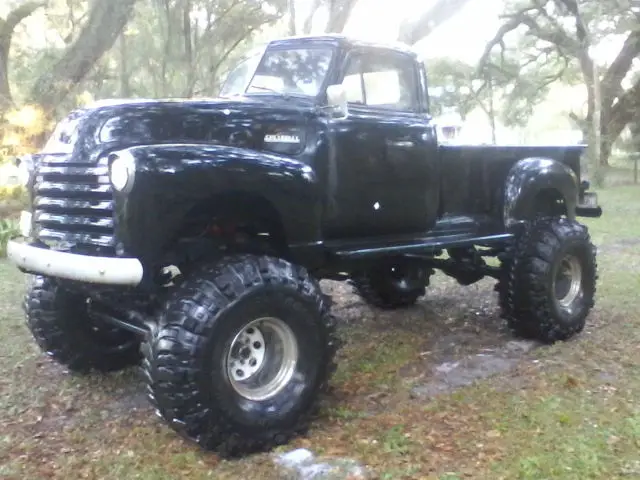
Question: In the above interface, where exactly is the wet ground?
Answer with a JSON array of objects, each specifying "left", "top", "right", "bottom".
[
  {"left": 322, "top": 272, "right": 540, "bottom": 401},
  {"left": 0, "top": 259, "right": 589, "bottom": 480}
]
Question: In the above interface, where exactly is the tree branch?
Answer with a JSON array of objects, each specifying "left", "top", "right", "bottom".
[
  {"left": 601, "top": 27, "right": 640, "bottom": 106},
  {"left": 478, "top": 5, "right": 538, "bottom": 72},
  {"left": 208, "top": 27, "right": 258, "bottom": 90},
  {"left": 2, "top": 1, "right": 47, "bottom": 36},
  {"left": 28, "top": 0, "right": 138, "bottom": 114},
  {"left": 554, "top": 0, "right": 588, "bottom": 47},
  {"left": 398, "top": 0, "right": 472, "bottom": 45},
  {"left": 478, "top": 1, "right": 583, "bottom": 73},
  {"left": 0, "top": 1, "right": 48, "bottom": 111},
  {"left": 607, "top": 76, "right": 640, "bottom": 142}
]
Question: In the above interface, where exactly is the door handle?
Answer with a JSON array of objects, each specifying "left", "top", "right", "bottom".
[{"left": 386, "top": 140, "right": 414, "bottom": 148}]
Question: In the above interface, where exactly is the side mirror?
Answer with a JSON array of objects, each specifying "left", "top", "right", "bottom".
[{"left": 326, "top": 84, "right": 349, "bottom": 118}]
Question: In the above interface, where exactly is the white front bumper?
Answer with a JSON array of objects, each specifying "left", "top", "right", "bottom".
[{"left": 7, "top": 240, "right": 144, "bottom": 286}]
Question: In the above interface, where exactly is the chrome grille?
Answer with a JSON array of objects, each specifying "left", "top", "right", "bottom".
[{"left": 33, "top": 157, "right": 115, "bottom": 254}]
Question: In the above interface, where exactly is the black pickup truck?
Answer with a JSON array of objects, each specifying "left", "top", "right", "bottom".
[{"left": 7, "top": 34, "right": 602, "bottom": 456}]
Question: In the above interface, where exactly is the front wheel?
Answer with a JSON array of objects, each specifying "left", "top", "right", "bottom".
[
  {"left": 24, "top": 276, "right": 141, "bottom": 372},
  {"left": 499, "top": 217, "right": 597, "bottom": 343},
  {"left": 142, "top": 255, "right": 339, "bottom": 456}
]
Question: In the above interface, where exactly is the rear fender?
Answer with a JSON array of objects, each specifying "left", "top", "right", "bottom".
[
  {"left": 504, "top": 157, "right": 578, "bottom": 227},
  {"left": 110, "top": 144, "right": 322, "bottom": 262}
]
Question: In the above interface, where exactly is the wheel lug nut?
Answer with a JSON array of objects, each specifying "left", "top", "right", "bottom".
[
  {"left": 249, "top": 358, "right": 257, "bottom": 367},
  {"left": 253, "top": 341, "right": 262, "bottom": 349},
  {"left": 236, "top": 369, "right": 244, "bottom": 378}
]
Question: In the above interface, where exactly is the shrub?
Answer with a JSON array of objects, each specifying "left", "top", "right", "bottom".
[
  {"left": 0, "top": 185, "right": 28, "bottom": 218},
  {"left": 0, "top": 185, "right": 26, "bottom": 200},
  {"left": 0, "top": 218, "right": 19, "bottom": 258}
]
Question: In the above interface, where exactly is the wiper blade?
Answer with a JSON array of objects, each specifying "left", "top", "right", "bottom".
[
  {"left": 247, "top": 85, "right": 291, "bottom": 99},
  {"left": 249, "top": 85, "right": 279, "bottom": 94}
]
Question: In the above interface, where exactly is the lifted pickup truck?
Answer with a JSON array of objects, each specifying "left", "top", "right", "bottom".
[{"left": 8, "top": 34, "right": 602, "bottom": 456}]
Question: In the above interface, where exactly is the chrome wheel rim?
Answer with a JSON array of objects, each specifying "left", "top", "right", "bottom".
[
  {"left": 553, "top": 254, "right": 583, "bottom": 309},
  {"left": 225, "top": 317, "right": 299, "bottom": 401}
]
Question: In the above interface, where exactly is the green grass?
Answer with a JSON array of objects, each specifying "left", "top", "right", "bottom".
[
  {"left": 0, "top": 217, "right": 19, "bottom": 257},
  {"left": 0, "top": 184, "right": 639, "bottom": 479}
]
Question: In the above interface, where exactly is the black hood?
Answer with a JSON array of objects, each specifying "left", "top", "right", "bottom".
[{"left": 50, "top": 95, "right": 324, "bottom": 162}]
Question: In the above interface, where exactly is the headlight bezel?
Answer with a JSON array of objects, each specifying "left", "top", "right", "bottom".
[{"left": 109, "top": 151, "right": 136, "bottom": 193}]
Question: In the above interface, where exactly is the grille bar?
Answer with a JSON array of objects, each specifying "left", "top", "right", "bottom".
[
  {"left": 38, "top": 165, "right": 109, "bottom": 176},
  {"left": 35, "top": 182, "right": 112, "bottom": 196},
  {"left": 38, "top": 229, "right": 115, "bottom": 248},
  {"left": 34, "top": 197, "right": 114, "bottom": 213},
  {"left": 33, "top": 157, "right": 116, "bottom": 253},
  {"left": 35, "top": 212, "right": 114, "bottom": 230}
]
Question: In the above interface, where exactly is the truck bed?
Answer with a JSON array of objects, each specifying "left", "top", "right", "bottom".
[{"left": 438, "top": 144, "right": 583, "bottom": 218}]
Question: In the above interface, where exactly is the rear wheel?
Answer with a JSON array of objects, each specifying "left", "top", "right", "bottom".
[
  {"left": 24, "top": 275, "right": 141, "bottom": 373},
  {"left": 141, "top": 254, "right": 339, "bottom": 456},
  {"left": 499, "top": 217, "right": 597, "bottom": 343},
  {"left": 351, "top": 259, "right": 430, "bottom": 309}
]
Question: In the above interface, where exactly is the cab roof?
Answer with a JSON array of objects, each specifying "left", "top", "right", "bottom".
[{"left": 266, "top": 34, "right": 419, "bottom": 59}]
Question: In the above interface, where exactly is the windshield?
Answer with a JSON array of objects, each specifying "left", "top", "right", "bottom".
[{"left": 220, "top": 47, "right": 334, "bottom": 98}]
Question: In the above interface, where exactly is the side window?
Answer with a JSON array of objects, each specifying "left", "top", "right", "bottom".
[
  {"left": 342, "top": 51, "right": 418, "bottom": 111},
  {"left": 342, "top": 56, "right": 364, "bottom": 104}
]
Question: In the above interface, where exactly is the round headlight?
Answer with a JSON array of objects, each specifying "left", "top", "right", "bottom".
[{"left": 109, "top": 152, "right": 136, "bottom": 192}]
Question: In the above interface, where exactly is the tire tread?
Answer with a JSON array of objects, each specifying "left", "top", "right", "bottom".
[
  {"left": 141, "top": 254, "right": 339, "bottom": 456},
  {"left": 498, "top": 217, "right": 597, "bottom": 343}
]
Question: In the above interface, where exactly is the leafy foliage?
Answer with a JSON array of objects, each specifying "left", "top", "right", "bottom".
[
  {"left": 480, "top": 0, "right": 640, "bottom": 165},
  {"left": 0, "top": 217, "right": 19, "bottom": 257},
  {"left": 4, "top": 0, "right": 288, "bottom": 119},
  {"left": 426, "top": 57, "right": 480, "bottom": 120}
]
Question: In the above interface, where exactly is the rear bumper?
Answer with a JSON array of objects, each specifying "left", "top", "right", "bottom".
[
  {"left": 7, "top": 239, "right": 144, "bottom": 286},
  {"left": 575, "top": 205, "right": 603, "bottom": 218},
  {"left": 576, "top": 187, "right": 603, "bottom": 218}
]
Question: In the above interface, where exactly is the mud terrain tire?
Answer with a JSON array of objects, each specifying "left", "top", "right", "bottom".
[
  {"left": 351, "top": 259, "right": 429, "bottom": 309},
  {"left": 24, "top": 275, "right": 141, "bottom": 372},
  {"left": 499, "top": 217, "right": 597, "bottom": 343},
  {"left": 141, "top": 255, "right": 339, "bottom": 456}
]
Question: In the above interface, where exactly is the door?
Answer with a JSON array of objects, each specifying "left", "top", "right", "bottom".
[{"left": 322, "top": 47, "right": 439, "bottom": 240}]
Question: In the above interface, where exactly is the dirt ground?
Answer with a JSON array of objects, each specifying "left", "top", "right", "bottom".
[{"left": 1, "top": 186, "right": 640, "bottom": 479}]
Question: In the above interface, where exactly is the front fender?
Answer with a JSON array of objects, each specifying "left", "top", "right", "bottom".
[
  {"left": 110, "top": 144, "right": 322, "bottom": 262},
  {"left": 504, "top": 157, "right": 578, "bottom": 227}
]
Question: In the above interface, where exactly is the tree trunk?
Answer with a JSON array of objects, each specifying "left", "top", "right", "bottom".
[
  {"left": 288, "top": 0, "right": 297, "bottom": 36},
  {"left": 119, "top": 33, "right": 131, "bottom": 97},
  {"left": 303, "top": 0, "right": 322, "bottom": 34},
  {"left": 0, "top": 1, "right": 47, "bottom": 113},
  {"left": 602, "top": 76, "right": 640, "bottom": 164},
  {"left": 591, "top": 60, "right": 605, "bottom": 186},
  {"left": 29, "top": 0, "right": 138, "bottom": 114},
  {"left": 488, "top": 75, "right": 497, "bottom": 144},
  {"left": 159, "top": 0, "right": 171, "bottom": 98},
  {"left": 183, "top": 0, "right": 194, "bottom": 97},
  {"left": 0, "top": 34, "right": 11, "bottom": 112},
  {"left": 325, "top": 0, "right": 358, "bottom": 33}
]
